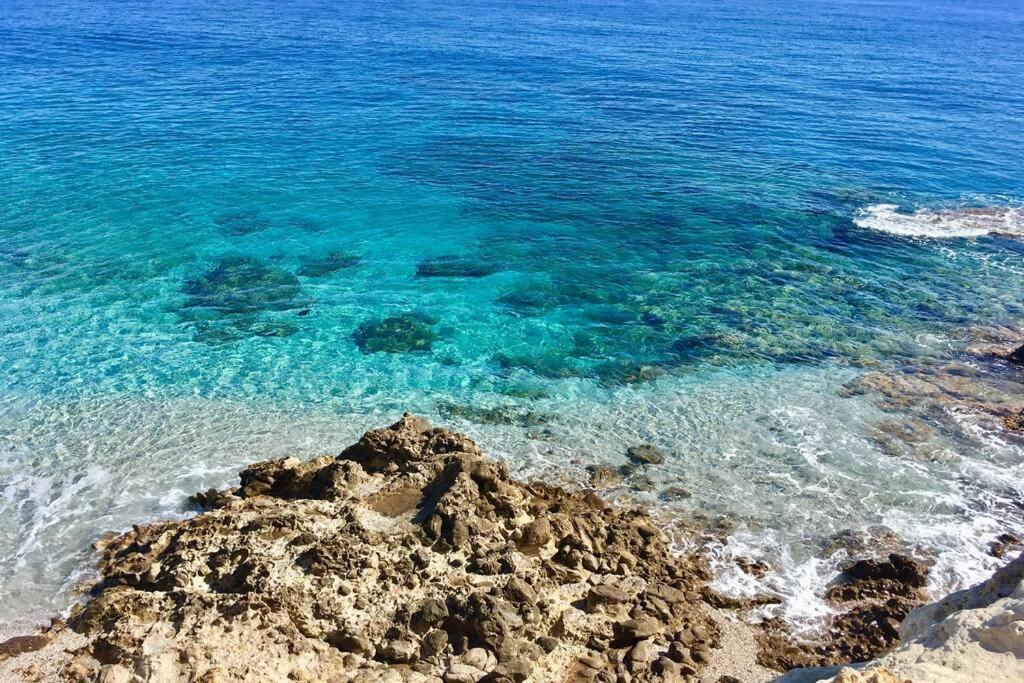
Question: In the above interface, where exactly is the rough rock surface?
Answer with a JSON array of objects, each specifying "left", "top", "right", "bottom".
[
  {"left": 757, "top": 554, "right": 929, "bottom": 671},
  {"left": 37, "top": 415, "right": 720, "bottom": 682},
  {"left": 818, "top": 552, "right": 1024, "bottom": 683}
]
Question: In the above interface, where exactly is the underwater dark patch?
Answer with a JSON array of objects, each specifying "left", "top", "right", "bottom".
[
  {"left": 182, "top": 256, "right": 306, "bottom": 315},
  {"left": 214, "top": 211, "right": 271, "bottom": 236},
  {"left": 298, "top": 252, "right": 361, "bottom": 278},
  {"left": 353, "top": 313, "right": 438, "bottom": 354},
  {"left": 436, "top": 402, "right": 550, "bottom": 428},
  {"left": 416, "top": 255, "right": 501, "bottom": 278}
]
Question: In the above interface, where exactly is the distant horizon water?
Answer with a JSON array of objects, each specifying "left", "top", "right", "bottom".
[{"left": 1, "top": 0, "right": 1023, "bottom": 631}]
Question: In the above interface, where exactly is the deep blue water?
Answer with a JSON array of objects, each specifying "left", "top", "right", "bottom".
[{"left": 1, "top": 0, "right": 1023, "bottom": 626}]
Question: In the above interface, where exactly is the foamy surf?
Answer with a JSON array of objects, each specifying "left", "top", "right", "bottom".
[{"left": 854, "top": 203, "right": 1024, "bottom": 238}]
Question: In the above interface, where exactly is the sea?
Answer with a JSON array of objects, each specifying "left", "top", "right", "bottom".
[{"left": 1, "top": 0, "right": 1023, "bottom": 632}]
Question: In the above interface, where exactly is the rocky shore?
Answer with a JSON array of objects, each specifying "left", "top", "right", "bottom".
[{"left": 1, "top": 410, "right": 1022, "bottom": 682}]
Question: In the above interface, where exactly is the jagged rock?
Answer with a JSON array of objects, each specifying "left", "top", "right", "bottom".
[{"left": 12, "top": 415, "right": 717, "bottom": 682}]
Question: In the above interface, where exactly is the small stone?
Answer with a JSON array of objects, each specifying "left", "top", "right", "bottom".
[
  {"left": 328, "top": 632, "right": 371, "bottom": 654},
  {"left": 420, "top": 629, "right": 449, "bottom": 657},
  {"left": 651, "top": 656, "right": 679, "bottom": 676},
  {"left": 626, "top": 641, "right": 650, "bottom": 671},
  {"left": 504, "top": 577, "right": 537, "bottom": 604}
]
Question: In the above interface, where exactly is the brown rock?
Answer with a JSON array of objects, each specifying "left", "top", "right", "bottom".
[
  {"left": 520, "top": 518, "right": 552, "bottom": 547},
  {"left": 0, "top": 634, "right": 51, "bottom": 658},
  {"left": 626, "top": 445, "right": 665, "bottom": 466},
  {"left": 613, "top": 619, "right": 660, "bottom": 645}
]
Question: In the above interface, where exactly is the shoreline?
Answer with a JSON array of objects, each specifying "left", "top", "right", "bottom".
[
  {"left": 1, "top": 333, "right": 1022, "bottom": 681},
  {"left": 3, "top": 412, "right": 1022, "bottom": 682}
]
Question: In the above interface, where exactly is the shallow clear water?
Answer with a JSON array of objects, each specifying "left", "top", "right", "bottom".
[{"left": 1, "top": 0, "right": 1023, "bottom": 629}]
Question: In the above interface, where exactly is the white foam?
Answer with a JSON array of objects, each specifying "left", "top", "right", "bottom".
[{"left": 854, "top": 203, "right": 1024, "bottom": 239}]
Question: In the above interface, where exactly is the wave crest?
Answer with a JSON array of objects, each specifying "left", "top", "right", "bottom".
[{"left": 854, "top": 203, "right": 1024, "bottom": 239}]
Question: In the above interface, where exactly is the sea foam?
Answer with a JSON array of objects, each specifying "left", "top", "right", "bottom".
[{"left": 854, "top": 204, "right": 1024, "bottom": 239}]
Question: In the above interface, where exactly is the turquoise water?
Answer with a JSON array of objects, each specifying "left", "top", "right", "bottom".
[{"left": 1, "top": 0, "right": 1023, "bottom": 629}]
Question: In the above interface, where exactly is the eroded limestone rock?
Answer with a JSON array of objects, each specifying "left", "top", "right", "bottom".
[{"left": 56, "top": 415, "right": 717, "bottom": 682}]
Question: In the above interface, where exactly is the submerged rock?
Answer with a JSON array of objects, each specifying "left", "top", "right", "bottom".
[
  {"left": 50, "top": 415, "right": 718, "bottom": 681},
  {"left": 214, "top": 210, "right": 270, "bottom": 236},
  {"left": 627, "top": 444, "right": 666, "bottom": 466},
  {"left": 495, "top": 290, "right": 553, "bottom": 317},
  {"left": 592, "top": 360, "right": 666, "bottom": 386},
  {"left": 436, "top": 402, "right": 549, "bottom": 428},
  {"left": 416, "top": 255, "right": 501, "bottom": 278},
  {"left": 297, "top": 251, "right": 361, "bottom": 277},
  {"left": 352, "top": 313, "right": 438, "bottom": 353},
  {"left": 183, "top": 256, "right": 305, "bottom": 315}
]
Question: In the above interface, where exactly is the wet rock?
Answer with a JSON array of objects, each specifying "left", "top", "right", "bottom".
[
  {"left": 758, "top": 553, "right": 930, "bottom": 671},
  {"left": 496, "top": 290, "right": 552, "bottom": 317},
  {"left": 1008, "top": 344, "right": 1024, "bottom": 365},
  {"left": 416, "top": 255, "right": 500, "bottom": 278},
  {"left": 1004, "top": 409, "right": 1024, "bottom": 431},
  {"left": 626, "top": 445, "right": 665, "bottom": 466},
  {"left": 837, "top": 553, "right": 928, "bottom": 590},
  {"left": 735, "top": 557, "right": 770, "bottom": 578},
  {"left": 353, "top": 313, "right": 438, "bottom": 353},
  {"left": 990, "top": 532, "right": 1024, "bottom": 558},
  {"left": 587, "top": 465, "right": 623, "bottom": 489},
  {"left": 659, "top": 486, "right": 691, "bottom": 501},
  {"left": 592, "top": 361, "right": 665, "bottom": 386},
  {"left": 297, "top": 251, "right": 361, "bottom": 277}
]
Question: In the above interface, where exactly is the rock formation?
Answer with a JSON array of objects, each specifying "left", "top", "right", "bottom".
[
  {"left": 819, "top": 552, "right": 1024, "bottom": 683},
  {"left": 42, "top": 415, "right": 719, "bottom": 682}
]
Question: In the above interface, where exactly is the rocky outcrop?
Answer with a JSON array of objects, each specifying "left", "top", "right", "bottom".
[
  {"left": 47, "top": 415, "right": 718, "bottom": 682},
  {"left": 819, "top": 552, "right": 1024, "bottom": 683},
  {"left": 757, "top": 554, "right": 929, "bottom": 671}
]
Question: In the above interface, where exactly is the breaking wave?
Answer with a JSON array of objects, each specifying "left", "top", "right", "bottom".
[{"left": 854, "top": 203, "right": 1024, "bottom": 239}]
